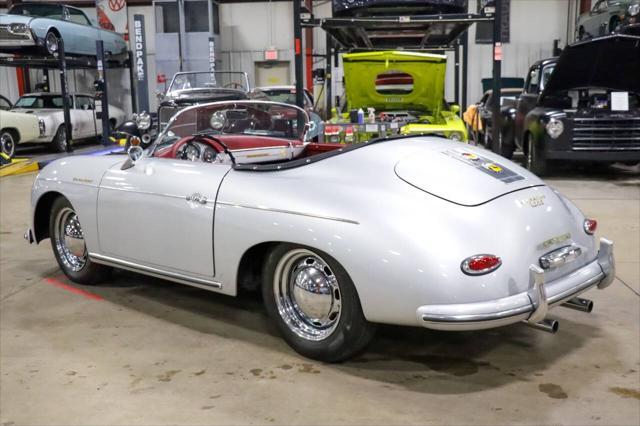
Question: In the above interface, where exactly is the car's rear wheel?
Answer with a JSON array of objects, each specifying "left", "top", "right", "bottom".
[
  {"left": 526, "top": 134, "right": 548, "bottom": 176},
  {"left": 262, "top": 244, "right": 375, "bottom": 362},
  {"left": 52, "top": 125, "right": 68, "bottom": 152},
  {"left": 49, "top": 197, "right": 110, "bottom": 285},
  {"left": 0, "top": 129, "right": 17, "bottom": 159},
  {"left": 45, "top": 31, "right": 60, "bottom": 56}
]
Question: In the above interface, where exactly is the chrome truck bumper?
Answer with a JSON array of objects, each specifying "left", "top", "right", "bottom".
[{"left": 417, "top": 238, "right": 615, "bottom": 331}]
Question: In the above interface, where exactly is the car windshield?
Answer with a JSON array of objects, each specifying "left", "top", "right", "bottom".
[
  {"left": 167, "top": 72, "right": 250, "bottom": 96},
  {"left": 258, "top": 89, "right": 297, "bottom": 105},
  {"left": 153, "top": 101, "right": 308, "bottom": 151},
  {"left": 14, "top": 95, "right": 64, "bottom": 109},
  {"left": 9, "top": 4, "right": 63, "bottom": 19}
]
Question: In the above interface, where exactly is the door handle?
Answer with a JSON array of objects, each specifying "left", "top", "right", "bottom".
[{"left": 186, "top": 193, "right": 207, "bottom": 204}]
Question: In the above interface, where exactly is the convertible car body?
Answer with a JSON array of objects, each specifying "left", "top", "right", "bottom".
[
  {"left": 157, "top": 71, "right": 250, "bottom": 130},
  {"left": 343, "top": 51, "right": 468, "bottom": 141},
  {"left": 27, "top": 100, "right": 615, "bottom": 361},
  {"left": 0, "top": 3, "right": 126, "bottom": 57}
]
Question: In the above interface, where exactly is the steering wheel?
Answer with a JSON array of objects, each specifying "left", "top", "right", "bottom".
[
  {"left": 168, "top": 135, "right": 225, "bottom": 161},
  {"left": 176, "top": 140, "right": 202, "bottom": 161}
]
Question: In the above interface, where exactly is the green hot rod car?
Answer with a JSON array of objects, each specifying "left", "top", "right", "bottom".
[{"left": 342, "top": 50, "right": 468, "bottom": 142}]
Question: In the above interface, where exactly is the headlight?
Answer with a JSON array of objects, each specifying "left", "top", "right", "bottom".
[
  {"left": 545, "top": 117, "right": 564, "bottom": 139},
  {"left": 135, "top": 111, "right": 151, "bottom": 130},
  {"left": 38, "top": 119, "right": 46, "bottom": 136},
  {"left": 629, "top": 3, "right": 640, "bottom": 16},
  {"left": 449, "top": 132, "right": 462, "bottom": 141},
  {"left": 8, "top": 23, "right": 29, "bottom": 34}
]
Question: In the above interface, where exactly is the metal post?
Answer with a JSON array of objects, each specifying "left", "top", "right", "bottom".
[
  {"left": 128, "top": 50, "right": 138, "bottom": 114},
  {"left": 42, "top": 69, "right": 50, "bottom": 92},
  {"left": 96, "top": 40, "right": 111, "bottom": 146},
  {"left": 325, "top": 32, "right": 333, "bottom": 120},
  {"left": 462, "top": 30, "right": 469, "bottom": 112},
  {"left": 293, "top": 0, "right": 304, "bottom": 108},
  {"left": 491, "top": 0, "right": 503, "bottom": 151},
  {"left": 454, "top": 40, "right": 460, "bottom": 109},
  {"left": 58, "top": 39, "right": 73, "bottom": 153}
]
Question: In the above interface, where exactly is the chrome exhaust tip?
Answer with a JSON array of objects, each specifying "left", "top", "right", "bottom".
[
  {"left": 523, "top": 318, "right": 559, "bottom": 334},
  {"left": 561, "top": 297, "right": 593, "bottom": 313}
]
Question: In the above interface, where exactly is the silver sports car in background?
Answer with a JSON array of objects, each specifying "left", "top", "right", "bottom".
[
  {"left": 0, "top": 2, "right": 126, "bottom": 57},
  {"left": 26, "top": 100, "right": 615, "bottom": 362}
]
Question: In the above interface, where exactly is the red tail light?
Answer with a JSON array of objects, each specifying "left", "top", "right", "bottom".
[
  {"left": 461, "top": 255, "right": 502, "bottom": 276},
  {"left": 584, "top": 219, "right": 597, "bottom": 235}
]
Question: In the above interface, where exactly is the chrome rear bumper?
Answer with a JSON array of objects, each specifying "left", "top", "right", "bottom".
[{"left": 417, "top": 238, "right": 615, "bottom": 331}]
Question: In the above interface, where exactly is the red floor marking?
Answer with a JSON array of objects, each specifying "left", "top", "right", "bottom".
[{"left": 44, "top": 277, "right": 103, "bottom": 301}]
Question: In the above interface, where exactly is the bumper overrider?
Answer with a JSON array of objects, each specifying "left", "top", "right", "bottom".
[{"left": 417, "top": 238, "right": 615, "bottom": 331}]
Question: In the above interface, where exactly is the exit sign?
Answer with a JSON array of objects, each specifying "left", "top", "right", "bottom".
[{"left": 264, "top": 49, "right": 278, "bottom": 61}]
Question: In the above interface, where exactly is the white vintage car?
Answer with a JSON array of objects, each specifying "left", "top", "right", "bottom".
[
  {"left": 26, "top": 101, "right": 615, "bottom": 362},
  {"left": 11, "top": 92, "right": 125, "bottom": 152},
  {"left": 0, "top": 94, "right": 41, "bottom": 158}
]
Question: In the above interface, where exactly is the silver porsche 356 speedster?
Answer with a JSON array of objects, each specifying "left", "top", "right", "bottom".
[{"left": 26, "top": 100, "right": 615, "bottom": 362}]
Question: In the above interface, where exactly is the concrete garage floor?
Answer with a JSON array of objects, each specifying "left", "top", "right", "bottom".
[{"left": 1, "top": 166, "right": 639, "bottom": 426}]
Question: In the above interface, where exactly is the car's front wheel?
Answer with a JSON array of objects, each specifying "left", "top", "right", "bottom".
[
  {"left": 526, "top": 134, "right": 548, "bottom": 176},
  {"left": 49, "top": 197, "right": 110, "bottom": 285},
  {"left": 0, "top": 129, "right": 17, "bottom": 159},
  {"left": 45, "top": 31, "right": 60, "bottom": 56},
  {"left": 262, "top": 244, "right": 375, "bottom": 362}
]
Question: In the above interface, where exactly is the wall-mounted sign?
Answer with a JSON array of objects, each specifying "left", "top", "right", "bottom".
[
  {"left": 265, "top": 49, "right": 279, "bottom": 61},
  {"left": 96, "top": 0, "right": 129, "bottom": 40},
  {"left": 133, "top": 14, "right": 149, "bottom": 113}
]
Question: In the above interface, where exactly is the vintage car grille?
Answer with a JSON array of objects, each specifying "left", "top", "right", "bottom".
[
  {"left": 0, "top": 25, "right": 32, "bottom": 41},
  {"left": 158, "top": 106, "right": 180, "bottom": 130},
  {"left": 572, "top": 117, "right": 640, "bottom": 150}
]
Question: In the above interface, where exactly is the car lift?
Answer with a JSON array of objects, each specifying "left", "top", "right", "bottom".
[
  {"left": 0, "top": 45, "right": 136, "bottom": 152},
  {"left": 293, "top": 0, "right": 505, "bottom": 146}
]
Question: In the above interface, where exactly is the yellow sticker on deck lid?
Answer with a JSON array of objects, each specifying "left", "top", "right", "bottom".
[{"left": 485, "top": 163, "right": 503, "bottom": 173}]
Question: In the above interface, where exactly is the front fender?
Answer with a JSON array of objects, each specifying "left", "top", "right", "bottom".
[{"left": 31, "top": 156, "right": 124, "bottom": 250}]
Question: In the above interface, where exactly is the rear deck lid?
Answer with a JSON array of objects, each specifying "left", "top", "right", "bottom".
[{"left": 394, "top": 146, "right": 544, "bottom": 206}]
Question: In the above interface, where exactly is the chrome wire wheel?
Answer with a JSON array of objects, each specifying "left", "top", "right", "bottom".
[
  {"left": 273, "top": 249, "right": 342, "bottom": 341},
  {"left": 53, "top": 207, "right": 87, "bottom": 272},
  {"left": 45, "top": 32, "right": 59, "bottom": 55}
]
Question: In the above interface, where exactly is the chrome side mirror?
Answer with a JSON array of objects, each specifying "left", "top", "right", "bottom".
[{"left": 121, "top": 145, "right": 144, "bottom": 170}]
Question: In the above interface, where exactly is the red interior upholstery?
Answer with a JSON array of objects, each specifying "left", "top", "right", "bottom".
[{"left": 155, "top": 135, "right": 344, "bottom": 161}]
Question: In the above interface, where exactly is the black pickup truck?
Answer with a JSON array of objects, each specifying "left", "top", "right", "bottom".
[{"left": 495, "top": 34, "right": 640, "bottom": 175}]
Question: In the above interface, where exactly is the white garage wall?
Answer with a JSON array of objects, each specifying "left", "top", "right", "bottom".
[
  {"left": 463, "top": 0, "right": 577, "bottom": 104},
  {"left": 1, "top": 1, "right": 589, "bottom": 114}
]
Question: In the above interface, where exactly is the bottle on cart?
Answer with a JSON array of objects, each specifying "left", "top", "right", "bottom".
[
  {"left": 367, "top": 107, "right": 376, "bottom": 124},
  {"left": 357, "top": 108, "right": 365, "bottom": 124}
]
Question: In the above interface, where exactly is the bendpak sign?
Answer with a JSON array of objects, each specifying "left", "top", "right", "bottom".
[
  {"left": 96, "top": 0, "right": 129, "bottom": 39},
  {"left": 133, "top": 14, "right": 149, "bottom": 112}
]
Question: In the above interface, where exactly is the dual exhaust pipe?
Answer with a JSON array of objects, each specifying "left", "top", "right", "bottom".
[{"left": 523, "top": 297, "right": 594, "bottom": 334}]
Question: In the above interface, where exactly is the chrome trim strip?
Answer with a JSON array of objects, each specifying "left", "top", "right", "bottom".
[
  {"left": 89, "top": 253, "right": 222, "bottom": 290},
  {"left": 216, "top": 201, "right": 359, "bottom": 225},
  {"left": 99, "top": 186, "right": 215, "bottom": 204}
]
